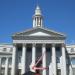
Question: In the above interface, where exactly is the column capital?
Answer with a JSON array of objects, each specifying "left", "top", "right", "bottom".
[
  {"left": 32, "top": 43, "right": 36, "bottom": 46},
  {"left": 23, "top": 43, "right": 26, "bottom": 47},
  {"left": 42, "top": 43, "right": 46, "bottom": 47},
  {"left": 62, "top": 43, "right": 66, "bottom": 47},
  {"left": 52, "top": 43, "right": 56, "bottom": 47}
]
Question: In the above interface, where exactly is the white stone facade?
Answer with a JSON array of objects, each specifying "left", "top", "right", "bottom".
[
  {"left": 0, "top": 44, "right": 75, "bottom": 75},
  {"left": 0, "top": 5, "right": 75, "bottom": 75}
]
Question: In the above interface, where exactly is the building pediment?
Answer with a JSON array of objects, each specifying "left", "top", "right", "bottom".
[
  {"left": 12, "top": 28, "right": 66, "bottom": 40},
  {"left": 29, "top": 32, "right": 50, "bottom": 36}
]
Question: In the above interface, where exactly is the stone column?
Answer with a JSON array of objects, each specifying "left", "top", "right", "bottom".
[
  {"left": 69, "top": 65, "right": 73, "bottom": 75},
  {"left": 61, "top": 44, "right": 67, "bottom": 75},
  {"left": 41, "top": 19, "right": 43, "bottom": 27},
  {"left": 36, "top": 18, "right": 37, "bottom": 26},
  {"left": 30, "top": 44, "right": 36, "bottom": 72},
  {"left": 49, "top": 63, "right": 53, "bottom": 75},
  {"left": 0, "top": 58, "right": 1, "bottom": 75},
  {"left": 32, "top": 43, "right": 36, "bottom": 65},
  {"left": 33, "top": 18, "right": 35, "bottom": 27},
  {"left": 21, "top": 44, "right": 26, "bottom": 74},
  {"left": 42, "top": 44, "right": 46, "bottom": 75},
  {"left": 52, "top": 44, "right": 57, "bottom": 75},
  {"left": 11, "top": 44, "right": 18, "bottom": 75},
  {"left": 5, "top": 57, "right": 9, "bottom": 75}
]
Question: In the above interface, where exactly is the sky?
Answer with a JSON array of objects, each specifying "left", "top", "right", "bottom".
[{"left": 0, "top": 0, "right": 75, "bottom": 44}]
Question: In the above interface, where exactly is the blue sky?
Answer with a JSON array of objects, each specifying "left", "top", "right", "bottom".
[{"left": 0, "top": 0, "right": 75, "bottom": 44}]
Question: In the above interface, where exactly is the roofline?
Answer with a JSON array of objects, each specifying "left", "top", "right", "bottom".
[
  {"left": 66, "top": 44, "right": 75, "bottom": 46},
  {"left": 42, "top": 27, "right": 66, "bottom": 37},
  {"left": 12, "top": 27, "right": 66, "bottom": 37},
  {"left": 0, "top": 43, "right": 12, "bottom": 45}
]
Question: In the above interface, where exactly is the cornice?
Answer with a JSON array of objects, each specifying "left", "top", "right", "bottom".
[
  {"left": 12, "top": 28, "right": 66, "bottom": 37},
  {"left": 12, "top": 36, "right": 65, "bottom": 40}
]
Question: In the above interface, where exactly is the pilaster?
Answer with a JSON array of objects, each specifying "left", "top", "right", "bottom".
[
  {"left": 0, "top": 58, "right": 1, "bottom": 75},
  {"left": 5, "top": 57, "right": 9, "bottom": 75}
]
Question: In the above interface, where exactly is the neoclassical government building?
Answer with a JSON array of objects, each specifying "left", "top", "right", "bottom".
[{"left": 0, "top": 6, "right": 75, "bottom": 75}]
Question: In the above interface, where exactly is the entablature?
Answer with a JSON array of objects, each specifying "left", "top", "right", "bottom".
[{"left": 13, "top": 39, "right": 65, "bottom": 44}]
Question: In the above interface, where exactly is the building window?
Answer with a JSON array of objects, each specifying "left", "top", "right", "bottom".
[
  {"left": 18, "top": 56, "right": 21, "bottom": 63},
  {"left": 71, "top": 48, "right": 74, "bottom": 52},
  {"left": 56, "top": 57, "right": 60, "bottom": 63},
  {"left": 10, "top": 48, "right": 12, "bottom": 52},
  {"left": 73, "top": 68, "right": 75, "bottom": 75},
  {"left": 17, "top": 69, "right": 21, "bottom": 75},
  {"left": 57, "top": 69, "right": 61, "bottom": 75},
  {"left": 1, "top": 68, "right": 5, "bottom": 75},
  {"left": 71, "top": 57, "right": 75, "bottom": 65},
  {"left": 3, "top": 48, "right": 6, "bottom": 51},
  {"left": 18, "top": 51, "right": 22, "bottom": 63},
  {"left": 1, "top": 57, "right": 6, "bottom": 65},
  {"left": 8, "top": 57, "right": 12, "bottom": 65},
  {"left": 8, "top": 68, "right": 11, "bottom": 75},
  {"left": 56, "top": 46, "right": 61, "bottom": 63}
]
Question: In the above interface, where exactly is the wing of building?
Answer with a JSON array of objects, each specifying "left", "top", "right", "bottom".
[{"left": 0, "top": 5, "right": 75, "bottom": 75}]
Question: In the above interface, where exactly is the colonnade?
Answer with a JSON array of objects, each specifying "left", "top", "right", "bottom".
[
  {"left": 11, "top": 43, "right": 67, "bottom": 75},
  {"left": 0, "top": 57, "right": 11, "bottom": 75}
]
